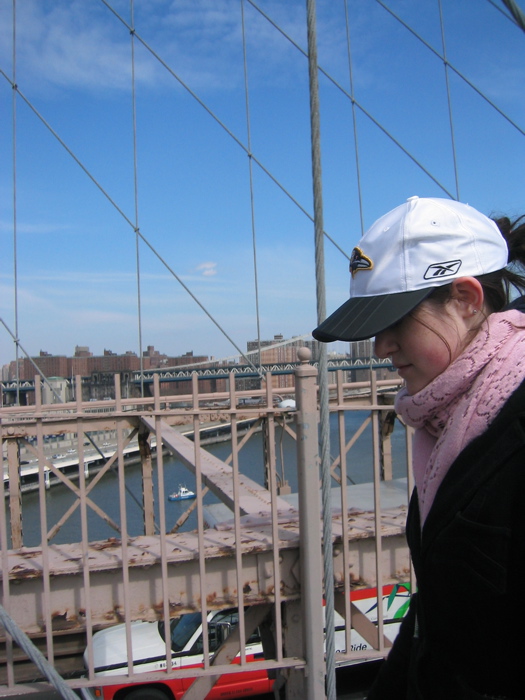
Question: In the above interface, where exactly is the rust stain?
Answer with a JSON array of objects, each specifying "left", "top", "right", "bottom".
[
  {"left": 11, "top": 564, "right": 29, "bottom": 572},
  {"left": 90, "top": 537, "right": 121, "bottom": 551},
  {"left": 113, "top": 606, "right": 125, "bottom": 622},
  {"left": 217, "top": 546, "right": 234, "bottom": 555},
  {"left": 18, "top": 550, "right": 41, "bottom": 559},
  {"left": 9, "top": 564, "right": 40, "bottom": 579},
  {"left": 349, "top": 573, "right": 367, "bottom": 586},
  {"left": 50, "top": 611, "right": 78, "bottom": 631}
]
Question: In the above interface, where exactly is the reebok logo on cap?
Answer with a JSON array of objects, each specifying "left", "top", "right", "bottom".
[{"left": 424, "top": 260, "right": 462, "bottom": 280}]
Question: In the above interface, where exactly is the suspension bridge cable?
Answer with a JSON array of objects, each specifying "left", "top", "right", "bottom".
[
  {"left": 438, "top": 0, "right": 461, "bottom": 201},
  {"left": 343, "top": 0, "right": 365, "bottom": 235},
  {"left": 11, "top": 0, "right": 20, "bottom": 406},
  {"left": 0, "top": 70, "right": 265, "bottom": 381},
  {"left": 99, "top": 0, "right": 350, "bottom": 262},
  {"left": 486, "top": 0, "right": 524, "bottom": 25},
  {"left": 241, "top": 0, "right": 263, "bottom": 369},
  {"left": 129, "top": 1, "right": 145, "bottom": 398},
  {"left": 0, "top": 604, "right": 78, "bottom": 700},
  {"left": 500, "top": 0, "right": 525, "bottom": 31},
  {"left": 305, "top": 1, "right": 336, "bottom": 698},
  {"left": 375, "top": 0, "right": 525, "bottom": 138},
  {"left": 246, "top": 0, "right": 456, "bottom": 199}
]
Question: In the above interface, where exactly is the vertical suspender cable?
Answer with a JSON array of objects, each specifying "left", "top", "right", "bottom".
[
  {"left": 437, "top": 0, "right": 460, "bottom": 201},
  {"left": 305, "top": 1, "right": 336, "bottom": 698},
  {"left": 130, "top": 0, "right": 145, "bottom": 396},
  {"left": 241, "top": 0, "right": 263, "bottom": 370},
  {"left": 343, "top": 0, "right": 365, "bottom": 235},
  {"left": 11, "top": 0, "right": 20, "bottom": 405}
]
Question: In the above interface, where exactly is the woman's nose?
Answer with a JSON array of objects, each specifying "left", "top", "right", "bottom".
[{"left": 374, "top": 329, "right": 398, "bottom": 358}]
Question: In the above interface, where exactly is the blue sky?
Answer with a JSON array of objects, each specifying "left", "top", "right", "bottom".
[{"left": 0, "top": 0, "right": 524, "bottom": 368}]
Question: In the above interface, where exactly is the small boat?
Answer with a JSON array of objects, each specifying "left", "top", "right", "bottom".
[{"left": 168, "top": 485, "right": 196, "bottom": 502}]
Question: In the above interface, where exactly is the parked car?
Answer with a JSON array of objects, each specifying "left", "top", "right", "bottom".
[{"left": 80, "top": 584, "right": 409, "bottom": 700}]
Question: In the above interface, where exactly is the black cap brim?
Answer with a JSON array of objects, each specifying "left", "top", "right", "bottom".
[{"left": 312, "top": 288, "right": 433, "bottom": 342}]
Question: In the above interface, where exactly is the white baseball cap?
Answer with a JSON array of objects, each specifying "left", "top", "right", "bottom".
[{"left": 313, "top": 196, "right": 509, "bottom": 342}]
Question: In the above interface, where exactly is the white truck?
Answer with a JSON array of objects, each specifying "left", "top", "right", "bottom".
[{"left": 80, "top": 583, "right": 410, "bottom": 700}]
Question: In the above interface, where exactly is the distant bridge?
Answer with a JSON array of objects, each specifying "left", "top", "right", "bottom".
[
  {"left": 0, "top": 357, "right": 395, "bottom": 394},
  {"left": 131, "top": 357, "right": 395, "bottom": 384}
]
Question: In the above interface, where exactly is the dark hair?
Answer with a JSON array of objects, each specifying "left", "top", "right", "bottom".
[{"left": 428, "top": 214, "right": 525, "bottom": 312}]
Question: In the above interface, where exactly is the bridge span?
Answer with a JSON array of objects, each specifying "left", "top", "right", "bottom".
[{"left": 1, "top": 358, "right": 411, "bottom": 699}]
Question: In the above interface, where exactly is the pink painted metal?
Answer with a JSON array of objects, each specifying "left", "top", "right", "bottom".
[{"left": 0, "top": 363, "right": 409, "bottom": 697}]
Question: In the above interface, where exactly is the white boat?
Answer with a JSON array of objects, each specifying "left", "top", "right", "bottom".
[{"left": 168, "top": 485, "right": 196, "bottom": 502}]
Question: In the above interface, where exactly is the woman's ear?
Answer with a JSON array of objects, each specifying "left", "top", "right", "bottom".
[{"left": 450, "top": 277, "right": 485, "bottom": 318}]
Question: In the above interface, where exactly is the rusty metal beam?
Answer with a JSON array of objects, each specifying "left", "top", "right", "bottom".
[{"left": 0, "top": 507, "right": 408, "bottom": 634}]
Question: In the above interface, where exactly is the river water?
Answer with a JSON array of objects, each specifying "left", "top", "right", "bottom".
[{"left": 14, "top": 411, "right": 408, "bottom": 548}]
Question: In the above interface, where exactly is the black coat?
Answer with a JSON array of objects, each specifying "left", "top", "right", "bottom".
[{"left": 367, "top": 377, "right": 525, "bottom": 700}]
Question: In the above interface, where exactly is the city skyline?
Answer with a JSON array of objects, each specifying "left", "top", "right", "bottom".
[{"left": 2, "top": 331, "right": 340, "bottom": 379}]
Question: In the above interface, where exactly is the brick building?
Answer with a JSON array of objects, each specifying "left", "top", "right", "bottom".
[
  {"left": 9, "top": 348, "right": 141, "bottom": 382},
  {"left": 143, "top": 348, "right": 227, "bottom": 396},
  {"left": 244, "top": 334, "right": 319, "bottom": 390},
  {"left": 7, "top": 346, "right": 227, "bottom": 402}
]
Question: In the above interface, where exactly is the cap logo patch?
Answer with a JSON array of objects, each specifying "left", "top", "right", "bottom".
[
  {"left": 350, "top": 247, "right": 373, "bottom": 278},
  {"left": 424, "top": 259, "right": 462, "bottom": 279}
]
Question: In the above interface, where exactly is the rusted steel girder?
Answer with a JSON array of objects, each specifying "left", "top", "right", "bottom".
[{"left": 1, "top": 507, "right": 408, "bottom": 635}]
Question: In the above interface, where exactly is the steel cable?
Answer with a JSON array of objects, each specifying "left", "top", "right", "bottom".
[
  {"left": 241, "top": 0, "right": 263, "bottom": 369},
  {"left": 0, "top": 604, "right": 79, "bottom": 700},
  {"left": 500, "top": 0, "right": 525, "bottom": 31},
  {"left": 306, "top": 1, "right": 336, "bottom": 698},
  {"left": 129, "top": 1, "right": 145, "bottom": 397},
  {"left": 438, "top": 0, "right": 461, "bottom": 201}
]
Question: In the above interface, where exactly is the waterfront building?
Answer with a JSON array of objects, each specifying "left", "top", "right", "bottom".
[
  {"left": 241, "top": 334, "right": 319, "bottom": 391},
  {"left": 4, "top": 346, "right": 228, "bottom": 404}
]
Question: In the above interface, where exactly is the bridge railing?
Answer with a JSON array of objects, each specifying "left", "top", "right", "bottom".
[{"left": 0, "top": 358, "right": 411, "bottom": 698}]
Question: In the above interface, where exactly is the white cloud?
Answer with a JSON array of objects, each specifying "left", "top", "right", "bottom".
[
  {"left": 0, "top": 220, "right": 71, "bottom": 235},
  {"left": 196, "top": 262, "right": 217, "bottom": 277},
  {"left": 0, "top": 0, "right": 163, "bottom": 93},
  {"left": 0, "top": 0, "right": 312, "bottom": 96}
]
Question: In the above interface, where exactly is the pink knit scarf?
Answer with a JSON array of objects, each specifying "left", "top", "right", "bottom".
[{"left": 395, "top": 309, "right": 525, "bottom": 525}]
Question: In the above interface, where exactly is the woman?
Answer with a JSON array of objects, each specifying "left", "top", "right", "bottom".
[{"left": 313, "top": 196, "right": 525, "bottom": 699}]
